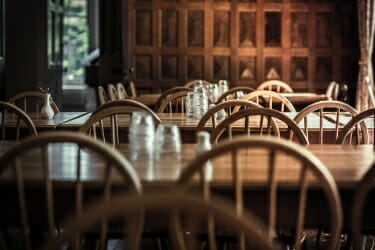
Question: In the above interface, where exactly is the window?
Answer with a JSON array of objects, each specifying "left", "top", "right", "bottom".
[{"left": 63, "top": 0, "right": 88, "bottom": 85}]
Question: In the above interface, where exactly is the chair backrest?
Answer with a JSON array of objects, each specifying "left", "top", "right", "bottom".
[
  {"left": 116, "top": 82, "right": 128, "bottom": 99},
  {"left": 97, "top": 86, "right": 109, "bottom": 105},
  {"left": 107, "top": 83, "right": 120, "bottom": 101},
  {"left": 0, "top": 101, "right": 37, "bottom": 140},
  {"left": 210, "top": 107, "right": 308, "bottom": 144},
  {"left": 42, "top": 193, "right": 280, "bottom": 250},
  {"left": 294, "top": 100, "right": 359, "bottom": 144},
  {"left": 0, "top": 131, "right": 142, "bottom": 250},
  {"left": 128, "top": 81, "right": 137, "bottom": 97},
  {"left": 256, "top": 80, "right": 294, "bottom": 93},
  {"left": 325, "top": 81, "right": 340, "bottom": 100},
  {"left": 79, "top": 99, "right": 161, "bottom": 146},
  {"left": 336, "top": 108, "right": 373, "bottom": 145},
  {"left": 156, "top": 90, "right": 191, "bottom": 113},
  {"left": 351, "top": 163, "right": 375, "bottom": 250},
  {"left": 154, "top": 86, "right": 192, "bottom": 112},
  {"left": 8, "top": 91, "right": 59, "bottom": 114},
  {"left": 184, "top": 79, "right": 211, "bottom": 88},
  {"left": 215, "top": 86, "right": 255, "bottom": 103},
  {"left": 196, "top": 100, "right": 263, "bottom": 131},
  {"left": 236, "top": 90, "right": 296, "bottom": 112},
  {"left": 177, "top": 136, "right": 342, "bottom": 250}
]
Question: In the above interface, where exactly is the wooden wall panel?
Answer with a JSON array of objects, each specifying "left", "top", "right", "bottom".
[{"left": 128, "top": 0, "right": 359, "bottom": 101}]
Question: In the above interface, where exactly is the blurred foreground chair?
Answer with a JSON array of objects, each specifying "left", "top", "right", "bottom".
[
  {"left": 236, "top": 90, "right": 296, "bottom": 112},
  {"left": 294, "top": 100, "right": 359, "bottom": 144},
  {"left": 79, "top": 100, "right": 161, "bottom": 146},
  {"left": 210, "top": 107, "right": 308, "bottom": 144},
  {"left": 178, "top": 136, "right": 342, "bottom": 250},
  {"left": 256, "top": 80, "right": 294, "bottom": 93},
  {"left": 0, "top": 131, "right": 142, "bottom": 250},
  {"left": 351, "top": 162, "right": 375, "bottom": 250},
  {"left": 0, "top": 101, "right": 37, "bottom": 140},
  {"left": 42, "top": 193, "right": 279, "bottom": 250},
  {"left": 8, "top": 91, "right": 59, "bottom": 115}
]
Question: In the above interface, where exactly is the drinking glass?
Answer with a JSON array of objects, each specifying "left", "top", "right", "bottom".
[
  {"left": 128, "top": 111, "right": 155, "bottom": 167},
  {"left": 154, "top": 124, "right": 181, "bottom": 177}
]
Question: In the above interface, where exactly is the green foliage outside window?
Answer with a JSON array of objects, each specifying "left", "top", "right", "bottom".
[{"left": 63, "top": 0, "right": 88, "bottom": 84}]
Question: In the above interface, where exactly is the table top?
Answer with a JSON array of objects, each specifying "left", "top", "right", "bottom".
[
  {"left": 0, "top": 141, "right": 373, "bottom": 189},
  {"left": 0, "top": 140, "right": 374, "bottom": 229}
]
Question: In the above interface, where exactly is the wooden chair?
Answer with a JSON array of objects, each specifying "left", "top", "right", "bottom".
[
  {"left": 293, "top": 100, "right": 359, "bottom": 144},
  {"left": 0, "top": 101, "right": 37, "bottom": 140},
  {"left": 184, "top": 79, "right": 211, "bottom": 88},
  {"left": 107, "top": 83, "right": 120, "bottom": 101},
  {"left": 351, "top": 163, "right": 375, "bottom": 250},
  {"left": 156, "top": 90, "right": 191, "bottom": 113},
  {"left": 210, "top": 107, "right": 309, "bottom": 144},
  {"left": 236, "top": 90, "right": 296, "bottom": 112},
  {"left": 325, "top": 81, "right": 340, "bottom": 100},
  {"left": 0, "top": 131, "right": 142, "bottom": 250},
  {"left": 154, "top": 86, "right": 192, "bottom": 112},
  {"left": 256, "top": 80, "right": 294, "bottom": 93},
  {"left": 177, "top": 136, "right": 342, "bottom": 250},
  {"left": 215, "top": 86, "right": 255, "bottom": 104},
  {"left": 128, "top": 81, "right": 137, "bottom": 97},
  {"left": 97, "top": 86, "right": 109, "bottom": 105},
  {"left": 8, "top": 91, "right": 59, "bottom": 114},
  {"left": 196, "top": 100, "right": 263, "bottom": 132},
  {"left": 336, "top": 108, "right": 373, "bottom": 144},
  {"left": 79, "top": 99, "right": 161, "bottom": 146},
  {"left": 116, "top": 82, "right": 128, "bottom": 99},
  {"left": 42, "top": 193, "right": 279, "bottom": 250}
]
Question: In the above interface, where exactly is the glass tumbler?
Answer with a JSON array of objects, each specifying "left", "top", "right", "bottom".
[
  {"left": 154, "top": 124, "right": 181, "bottom": 177},
  {"left": 128, "top": 111, "right": 155, "bottom": 167}
]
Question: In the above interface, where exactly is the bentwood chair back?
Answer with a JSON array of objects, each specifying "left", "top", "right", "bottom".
[
  {"left": 42, "top": 193, "right": 280, "bottom": 250},
  {"left": 196, "top": 100, "right": 262, "bottom": 132},
  {"left": 116, "top": 82, "right": 129, "bottom": 99},
  {"left": 256, "top": 80, "right": 294, "bottom": 93},
  {"left": 8, "top": 91, "right": 59, "bottom": 115},
  {"left": 97, "top": 86, "right": 109, "bottom": 105},
  {"left": 79, "top": 99, "right": 161, "bottom": 146},
  {"left": 128, "top": 81, "right": 138, "bottom": 97},
  {"left": 0, "top": 101, "right": 37, "bottom": 140},
  {"left": 336, "top": 108, "right": 373, "bottom": 145},
  {"left": 215, "top": 86, "right": 255, "bottom": 104},
  {"left": 236, "top": 90, "right": 296, "bottom": 112},
  {"left": 156, "top": 90, "right": 191, "bottom": 113},
  {"left": 154, "top": 86, "right": 192, "bottom": 112},
  {"left": 177, "top": 136, "right": 342, "bottom": 250},
  {"left": 351, "top": 163, "right": 375, "bottom": 250},
  {"left": 210, "top": 107, "right": 308, "bottom": 144},
  {"left": 107, "top": 83, "right": 120, "bottom": 101},
  {"left": 294, "top": 100, "right": 359, "bottom": 144},
  {"left": 0, "top": 131, "right": 142, "bottom": 250}
]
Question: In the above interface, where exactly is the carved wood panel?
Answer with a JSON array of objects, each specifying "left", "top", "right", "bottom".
[{"left": 129, "top": 0, "right": 358, "bottom": 96}]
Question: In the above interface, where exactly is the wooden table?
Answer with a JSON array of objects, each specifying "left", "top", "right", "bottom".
[
  {"left": 2, "top": 111, "right": 373, "bottom": 143},
  {"left": 0, "top": 142, "right": 374, "bottom": 229}
]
